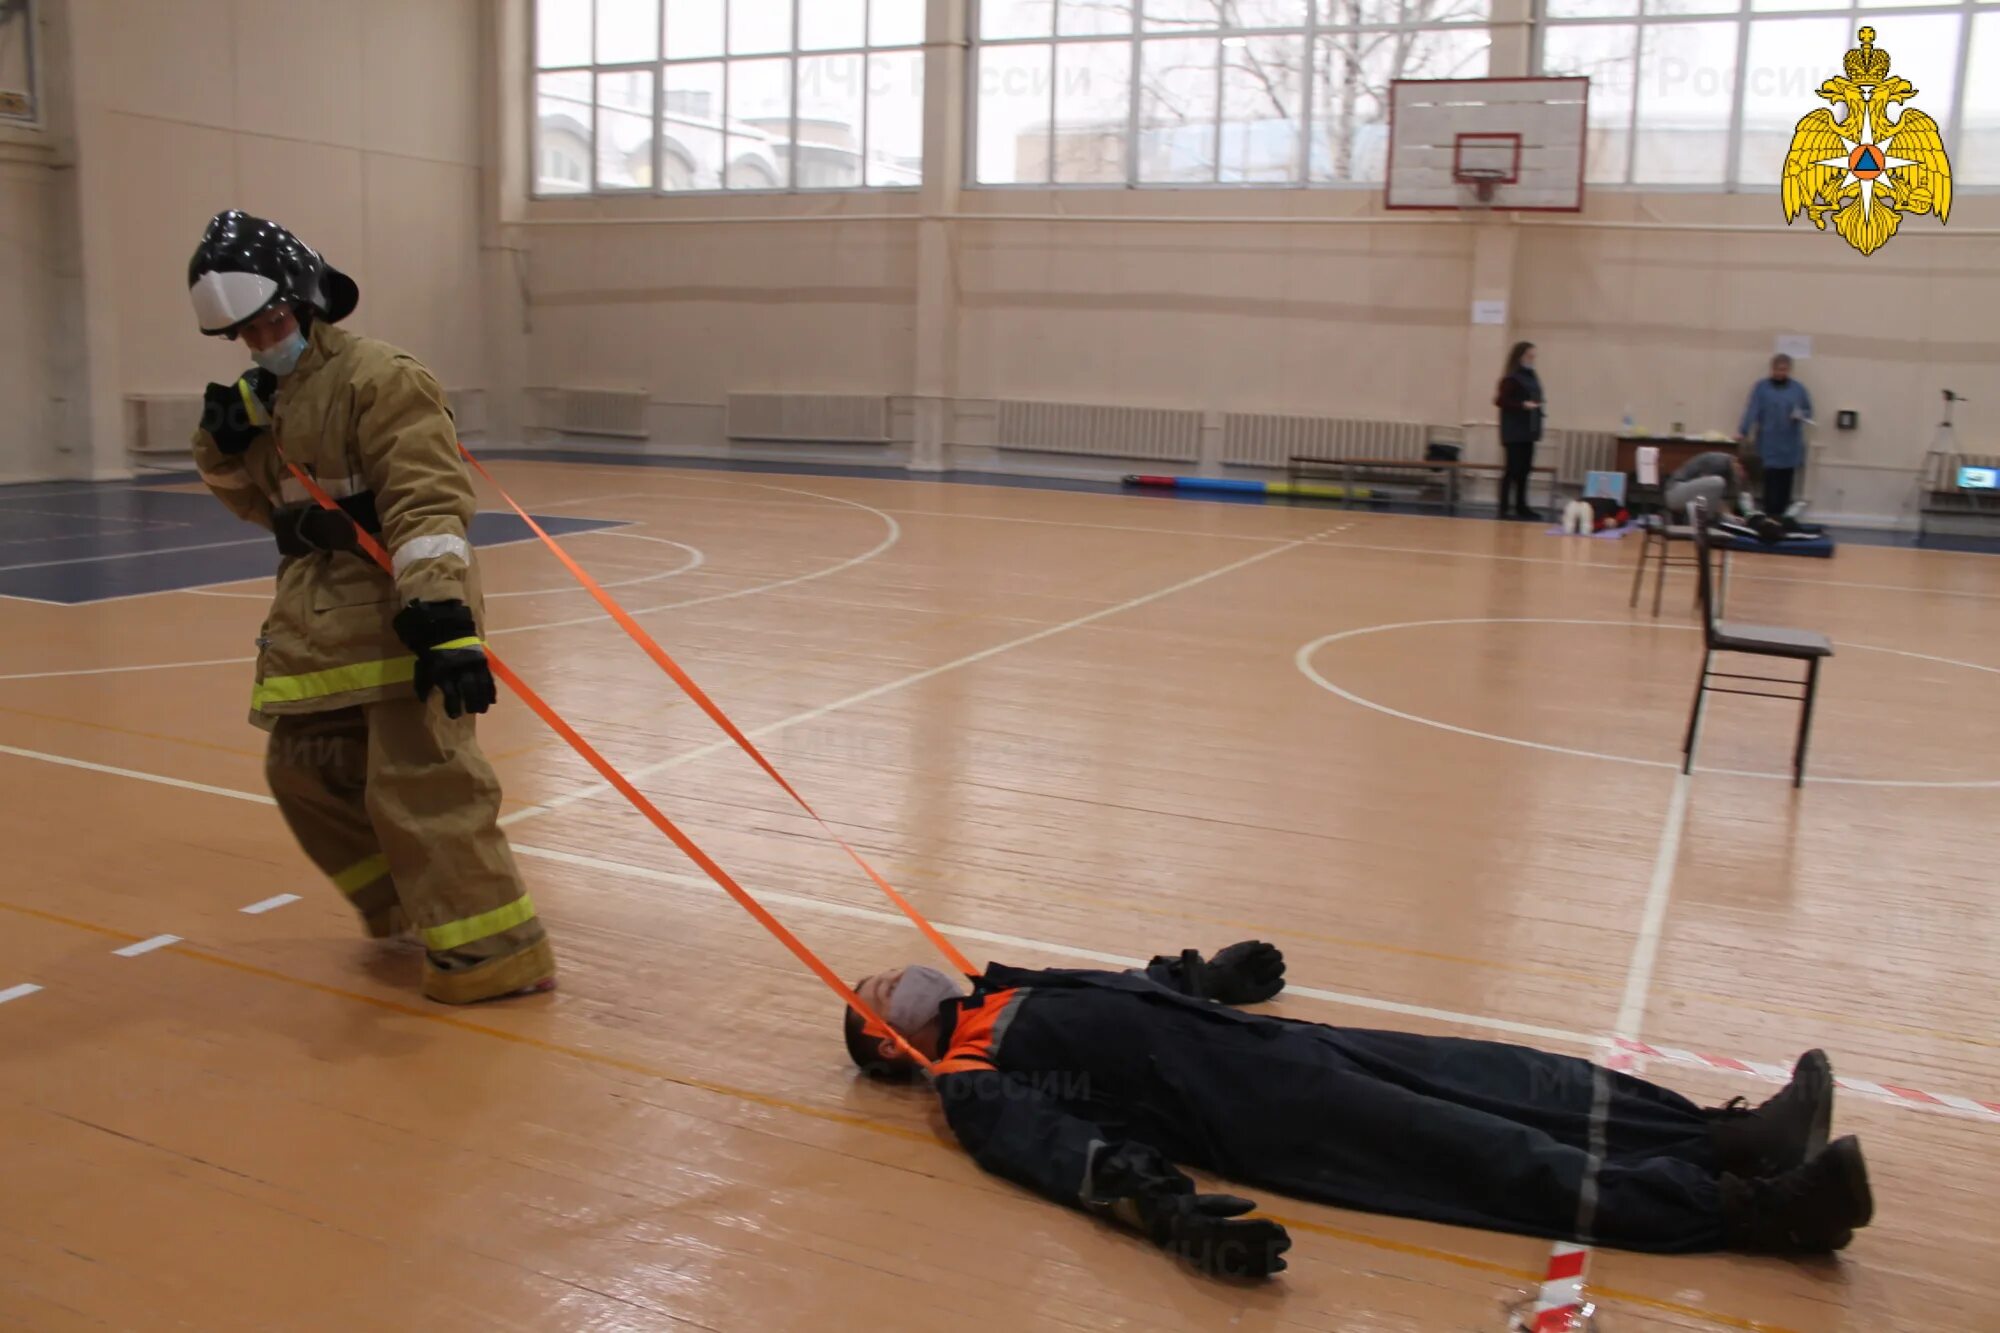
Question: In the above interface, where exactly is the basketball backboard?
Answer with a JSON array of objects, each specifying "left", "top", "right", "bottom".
[{"left": 1385, "top": 78, "right": 1588, "bottom": 212}]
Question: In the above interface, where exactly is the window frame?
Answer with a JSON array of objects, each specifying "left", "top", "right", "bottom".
[
  {"left": 0, "top": 0, "right": 40, "bottom": 127},
  {"left": 530, "top": 0, "right": 925, "bottom": 199},
  {"left": 1535, "top": 0, "right": 1986, "bottom": 191},
  {"left": 965, "top": 0, "right": 1497, "bottom": 190}
]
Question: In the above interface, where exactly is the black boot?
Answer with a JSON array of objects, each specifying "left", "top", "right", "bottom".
[
  {"left": 1721, "top": 1136, "right": 1872, "bottom": 1255},
  {"left": 1710, "top": 1049, "right": 1833, "bottom": 1177}
]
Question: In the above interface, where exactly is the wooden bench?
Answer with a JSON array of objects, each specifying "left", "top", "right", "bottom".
[{"left": 1287, "top": 456, "right": 1557, "bottom": 513}]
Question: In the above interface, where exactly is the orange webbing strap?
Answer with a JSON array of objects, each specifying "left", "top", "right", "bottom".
[
  {"left": 454, "top": 443, "right": 978, "bottom": 978},
  {"left": 275, "top": 454, "right": 934, "bottom": 1071}
]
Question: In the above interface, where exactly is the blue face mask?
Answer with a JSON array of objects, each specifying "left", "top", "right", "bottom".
[{"left": 252, "top": 327, "right": 308, "bottom": 376}]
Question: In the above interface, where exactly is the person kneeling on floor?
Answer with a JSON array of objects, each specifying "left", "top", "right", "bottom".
[
  {"left": 844, "top": 943, "right": 1870, "bottom": 1279},
  {"left": 185, "top": 210, "right": 555, "bottom": 1004}
]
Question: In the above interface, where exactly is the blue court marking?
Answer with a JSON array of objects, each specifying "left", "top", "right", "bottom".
[{"left": 0, "top": 477, "right": 625, "bottom": 604}]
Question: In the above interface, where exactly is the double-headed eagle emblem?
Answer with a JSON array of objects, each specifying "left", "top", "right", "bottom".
[{"left": 1782, "top": 27, "right": 1952, "bottom": 255}]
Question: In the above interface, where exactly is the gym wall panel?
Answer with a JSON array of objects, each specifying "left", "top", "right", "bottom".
[
  {"left": 361, "top": 0, "right": 481, "bottom": 167},
  {"left": 229, "top": 0, "right": 368, "bottom": 154},
  {"left": 100, "top": 112, "right": 248, "bottom": 394},
  {"left": 83, "top": 0, "right": 234, "bottom": 132},
  {"left": 0, "top": 146, "right": 57, "bottom": 482},
  {"left": 526, "top": 219, "right": 921, "bottom": 416},
  {"left": 48, "top": 0, "right": 490, "bottom": 472},
  {"left": 359, "top": 155, "right": 485, "bottom": 388}
]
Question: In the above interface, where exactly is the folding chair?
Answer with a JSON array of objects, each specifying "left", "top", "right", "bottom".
[{"left": 1681, "top": 501, "right": 1833, "bottom": 787}]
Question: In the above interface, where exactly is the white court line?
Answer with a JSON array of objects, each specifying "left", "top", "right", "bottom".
[
  {"left": 539, "top": 488, "right": 1302, "bottom": 545},
  {"left": 0, "top": 482, "right": 901, "bottom": 671},
  {"left": 0, "top": 537, "right": 266, "bottom": 573},
  {"left": 0, "top": 734, "right": 1586, "bottom": 1047},
  {"left": 181, "top": 530, "right": 711, "bottom": 603},
  {"left": 1296, "top": 618, "right": 2000, "bottom": 789},
  {"left": 240, "top": 893, "right": 302, "bottom": 915},
  {"left": 499, "top": 524, "right": 1342, "bottom": 827},
  {"left": 490, "top": 483, "right": 902, "bottom": 636},
  {"left": 112, "top": 934, "right": 181, "bottom": 958},
  {"left": 0, "top": 745, "right": 277, "bottom": 803},
  {"left": 1614, "top": 771, "right": 1695, "bottom": 1042},
  {"left": 4, "top": 736, "right": 1995, "bottom": 1120},
  {"left": 0, "top": 983, "right": 42, "bottom": 1005},
  {"left": 1313, "top": 534, "right": 2000, "bottom": 603},
  {"left": 500, "top": 841, "right": 1597, "bottom": 1047}
]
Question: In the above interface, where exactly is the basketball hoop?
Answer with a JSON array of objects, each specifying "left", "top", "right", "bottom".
[{"left": 1454, "top": 167, "right": 1509, "bottom": 207}]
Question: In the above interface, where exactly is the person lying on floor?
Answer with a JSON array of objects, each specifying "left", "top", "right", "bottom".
[{"left": 844, "top": 944, "right": 1870, "bottom": 1280}]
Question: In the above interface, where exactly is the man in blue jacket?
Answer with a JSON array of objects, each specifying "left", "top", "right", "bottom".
[
  {"left": 843, "top": 944, "right": 1870, "bottom": 1278},
  {"left": 1737, "top": 355, "right": 1814, "bottom": 515}
]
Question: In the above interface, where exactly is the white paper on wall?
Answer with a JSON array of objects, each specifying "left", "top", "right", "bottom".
[{"left": 1636, "top": 446, "right": 1660, "bottom": 487}]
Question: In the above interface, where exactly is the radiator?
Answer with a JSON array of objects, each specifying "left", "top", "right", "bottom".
[
  {"left": 1548, "top": 428, "right": 1618, "bottom": 485},
  {"left": 725, "top": 393, "right": 891, "bottom": 443},
  {"left": 553, "top": 388, "right": 650, "bottom": 439},
  {"left": 1222, "top": 413, "right": 1433, "bottom": 468},
  {"left": 994, "top": 400, "right": 1202, "bottom": 463},
  {"left": 125, "top": 394, "right": 202, "bottom": 457}
]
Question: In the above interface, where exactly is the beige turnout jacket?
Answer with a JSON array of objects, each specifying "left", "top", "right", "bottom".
[{"left": 190, "top": 321, "right": 485, "bottom": 720}]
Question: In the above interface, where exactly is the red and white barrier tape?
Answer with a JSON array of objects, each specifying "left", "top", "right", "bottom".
[{"left": 1611, "top": 1038, "right": 2000, "bottom": 1123}]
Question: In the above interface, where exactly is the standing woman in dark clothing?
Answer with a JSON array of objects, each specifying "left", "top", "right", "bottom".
[{"left": 1495, "top": 341, "right": 1546, "bottom": 521}]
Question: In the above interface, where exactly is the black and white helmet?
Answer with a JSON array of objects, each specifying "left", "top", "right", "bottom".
[{"left": 186, "top": 210, "right": 359, "bottom": 336}]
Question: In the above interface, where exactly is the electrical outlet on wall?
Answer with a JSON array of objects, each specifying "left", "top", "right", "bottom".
[{"left": 1836, "top": 409, "right": 1857, "bottom": 430}]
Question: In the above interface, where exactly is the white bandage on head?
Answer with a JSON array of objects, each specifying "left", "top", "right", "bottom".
[{"left": 886, "top": 965, "right": 966, "bottom": 1033}]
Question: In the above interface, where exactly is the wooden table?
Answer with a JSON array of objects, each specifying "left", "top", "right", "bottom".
[{"left": 1615, "top": 436, "right": 1739, "bottom": 479}]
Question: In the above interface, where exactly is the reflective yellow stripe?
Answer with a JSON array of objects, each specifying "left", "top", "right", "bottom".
[
  {"left": 332, "top": 853, "right": 389, "bottom": 895},
  {"left": 432, "top": 637, "right": 484, "bottom": 652},
  {"left": 251, "top": 655, "right": 417, "bottom": 709},
  {"left": 422, "top": 894, "right": 537, "bottom": 952},
  {"left": 236, "top": 376, "right": 271, "bottom": 428}
]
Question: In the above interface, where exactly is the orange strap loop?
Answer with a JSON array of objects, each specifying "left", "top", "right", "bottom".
[
  {"left": 276, "top": 453, "right": 935, "bottom": 1071},
  {"left": 454, "top": 444, "right": 977, "bottom": 978}
]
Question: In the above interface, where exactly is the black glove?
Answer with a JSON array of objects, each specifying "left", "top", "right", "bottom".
[
  {"left": 1151, "top": 941, "right": 1287, "bottom": 1005},
  {"left": 1088, "top": 1143, "right": 1290, "bottom": 1279},
  {"left": 392, "top": 599, "right": 496, "bottom": 719},
  {"left": 198, "top": 370, "right": 276, "bottom": 456}
]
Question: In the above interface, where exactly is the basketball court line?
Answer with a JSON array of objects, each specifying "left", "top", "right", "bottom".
[
  {"left": 1312, "top": 532, "right": 2000, "bottom": 602},
  {"left": 0, "top": 892, "right": 1814, "bottom": 1333},
  {"left": 497, "top": 525, "right": 1344, "bottom": 827},
  {"left": 1297, "top": 619, "right": 2000, "bottom": 789},
  {"left": 1, "top": 738, "right": 1995, "bottom": 1125},
  {"left": 0, "top": 537, "right": 268, "bottom": 573},
  {"left": 0, "top": 482, "right": 901, "bottom": 677}
]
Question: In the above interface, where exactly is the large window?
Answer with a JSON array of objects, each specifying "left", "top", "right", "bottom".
[
  {"left": 972, "top": 1, "right": 1491, "bottom": 186},
  {"left": 1540, "top": 0, "right": 1992, "bottom": 188},
  {"left": 534, "top": 0, "right": 925, "bottom": 195}
]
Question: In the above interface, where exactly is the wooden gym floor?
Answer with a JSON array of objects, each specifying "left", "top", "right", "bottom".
[{"left": 2, "top": 458, "right": 1996, "bottom": 1331}]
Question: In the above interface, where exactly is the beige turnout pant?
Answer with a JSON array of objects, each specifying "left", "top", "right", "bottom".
[{"left": 264, "top": 698, "right": 554, "bottom": 1004}]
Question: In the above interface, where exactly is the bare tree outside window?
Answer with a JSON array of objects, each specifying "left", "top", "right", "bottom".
[{"left": 974, "top": 0, "right": 1490, "bottom": 186}]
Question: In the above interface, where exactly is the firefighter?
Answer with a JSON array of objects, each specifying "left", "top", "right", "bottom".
[
  {"left": 844, "top": 945, "right": 1870, "bottom": 1277},
  {"left": 187, "top": 210, "right": 554, "bottom": 1004}
]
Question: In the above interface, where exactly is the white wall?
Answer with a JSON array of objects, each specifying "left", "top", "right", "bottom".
[
  {"left": 1517, "top": 194, "right": 2000, "bottom": 526},
  {"left": 0, "top": 125, "right": 58, "bottom": 484},
  {"left": 19, "top": 0, "right": 488, "bottom": 479},
  {"left": 501, "top": 0, "right": 2000, "bottom": 528}
]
